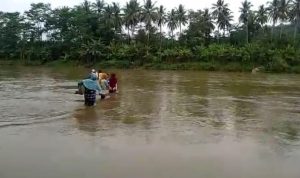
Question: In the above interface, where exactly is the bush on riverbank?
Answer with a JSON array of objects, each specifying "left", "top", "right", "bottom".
[
  {"left": 191, "top": 44, "right": 300, "bottom": 73},
  {"left": 103, "top": 43, "right": 300, "bottom": 73},
  {"left": 2, "top": 43, "right": 300, "bottom": 73}
]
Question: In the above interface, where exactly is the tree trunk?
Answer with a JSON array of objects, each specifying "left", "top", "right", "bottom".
[
  {"left": 217, "top": 27, "right": 220, "bottom": 43},
  {"left": 294, "top": 18, "right": 299, "bottom": 43},
  {"left": 131, "top": 26, "right": 135, "bottom": 45},
  {"left": 271, "top": 22, "right": 275, "bottom": 42},
  {"left": 179, "top": 23, "right": 182, "bottom": 36},
  {"left": 147, "top": 30, "right": 150, "bottom": 43},
  {"left": 246, "top": 24, "right": 249, "bottom": 44},
  {"left": 227, "top": 26, "right": 231, "bottom": 38},
  {"left": 20, "top": 50, "right": 22, "bottom": 61},
  {"left": 294, "top": 23, "right": 297, "bottom": 43},
  {"left": 127, "top": 28, "right": 130, "bottom": 44},
  {"left": 204, "top": 32, "right": 209, "bottom": 47},
  {"left": 147, "top": 29, "right": 150, "bottom": 55},
  {"left": 159, "top": 25, "right": 162, "bottom": 60},
  {"left": 172, "top": 30, "right": 174, "bottom": 46},
  {"left": 280, "top": 23, "right": 283, "bottom": 39}
]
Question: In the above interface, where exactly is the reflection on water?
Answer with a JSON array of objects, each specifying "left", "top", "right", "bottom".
[
  {"left": 0, "top": 67, "right": 300, "bottom": 178},
  {"left": 74, "top": 107, "right": 99, "bottom": 133}
]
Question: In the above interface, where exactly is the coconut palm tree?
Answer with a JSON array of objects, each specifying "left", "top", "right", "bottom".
[
  {"left": 278, "top": 0, "right": 291, "bottom": 38},
  {"left": 176, "top": 4, "right": 187, "bottom": 36},
  {"left": 123, "top": 0, "right": 141, "bottom": 43},
  {"left": 289, "top": 0, "right": 300, "bottom": 42},
  {"left": 82, "top": 0, "right": 91, "bottom": 13},
  {"left": 157, "top": 5, "right": 167, "bottom": 53},
  {"left": 141, "top": 0, "right": 158, "bottom": 48},
  {"left": 93, "top": 0, "right": 105, "bottom": 14},
  {"left": 111, "top": 2, "right": 122, "bottom": 33},
  {"left": 92, "top": 0, "right": 105, "bottom": 26},
  {"left": 167, "top": 8, "right": 178, "bottom": 44},
  {"left": 248, "top": 11, "right": 262, "bottom": 38},
  {"left": 202, "top": 9, "right": 215, "bottom": 41},
  {"left": 103, "top": 5, "right": 114, "bottom": 29},
  {"left": 157, "top": 5, "right": 166, "bottom": 35},
  {"left": 212, "top": 0, "right": 233, "bottom": 37},
  {"left": 268, "top": 0, "right": 280, "bottom": 40},
  {"left": 239, "top": 0, "right": 253, "bottom": 43},
  {"left": 185, "top": 9, "right": 214, "bottom": 46},
  {"left": 256, "top": 5, "right": 269, "bottom": 27}
]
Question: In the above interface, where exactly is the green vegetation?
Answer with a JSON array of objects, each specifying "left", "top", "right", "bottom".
[{"left": 0, "top": 0, "right": 300, "bottom": 73}]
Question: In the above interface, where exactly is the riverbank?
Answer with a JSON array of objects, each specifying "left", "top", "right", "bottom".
[{"left": 1, "top": 58, "right": 300, "bottom": 74}]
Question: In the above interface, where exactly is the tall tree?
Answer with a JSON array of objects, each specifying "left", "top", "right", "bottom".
[
  {"left": 92, "top": 0, "right": 105, "bottom": 14},
  {"left": 141, "top": 0, "right": 157, "bottom": 49},
  {"left": 186, "top": 9, "right": 215, "bottom": 46},
  {"left": 289, "top": 0, "right": 300, "bottom": 42},
  {"left": 92, "top": 0, "right": 105, "bottom": 28},
  {"left": 239, "top": 0, "right": 253, "bottom": 44},
  {"left": 46, "top": 7, "right": 73, "bottom": 42},
  {"left": 25, "top": 3, "right": 52, "bottom": 41},
  {"left": 202, "top": 9, "right": 215, "bottom": 44},
  {"left": 73, "top": 2, "right": 100, "bottom": 42},
  {"left": 123, "top": 0, "right": 141, "bottom": 43},
  {"left": 101, "top": 4, "right": 120, "bottom": 43},
  {"left": 167, "top": 9, "right": 178, "bottom": 44},
  {"left": 157, "top": 5, "right": 167, "bottom": 52},
  {"left": 212, "top": 0, "right": 233, "bottom": 37},
  {"left": 111, "top": 2, "right": 122, "bottom": 34},
  {"left": 103, "top": 5, "right": 114, "bottom": 30},
  {"left": 278, "top": 0, "right": 291, "bottom": 38},
  {"left": 248, "top": 11, "right": 262, "bottom": 39},
  {"left": 82, "top": 0, "right": 91, "bottom": 13},
  {"left": 176, "top": 4, "right": 187, "bottom": 36},
  {"left": 256, "top": 5, "right": 269, "bottom": 27},
  {"left": 0, "top": 12, "right": 23, "bottom": 58},
  {"left": 268, "top": 0, "right": 280, "bottom": 40}
]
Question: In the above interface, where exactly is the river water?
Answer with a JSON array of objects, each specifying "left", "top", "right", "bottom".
[{"left": 0, "top": 66, "right": 300, "bottom": 178}]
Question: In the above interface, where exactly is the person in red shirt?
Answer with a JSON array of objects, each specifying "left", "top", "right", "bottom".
[{"left": 108, "top": 73, "right": 118, "bottom": 93}]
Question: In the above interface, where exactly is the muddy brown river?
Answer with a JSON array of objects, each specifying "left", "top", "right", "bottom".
[{"left": 0, "top": 66, "right": 300, "bottom": 178}]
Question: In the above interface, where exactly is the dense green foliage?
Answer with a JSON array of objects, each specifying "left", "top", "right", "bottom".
[{"left": 0, "top": 0, "right": 300, "bottom": 72}]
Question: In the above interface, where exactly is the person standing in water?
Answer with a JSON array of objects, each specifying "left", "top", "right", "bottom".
[
  {"left": 97, "top": 69, "right": 109, "bottom": 91},
  {"left": 108, "top": 73, "right": 118, "bottom": 93},
  {"left": 81, "top": 73, "right": 105, "bottom": 106},
  {"left": 98, "top": 69, "right": 108, "bottom": 80},
  {"left": 76, "top": 69, "right": 99, "bottom": 95},
  {"left": 86, "top": 69, "right": 98, "bottom": 79}
]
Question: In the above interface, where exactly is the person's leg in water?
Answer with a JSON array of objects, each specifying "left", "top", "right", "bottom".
[
  {"left": 84, "top": 87, "right": 96, "bottom": 106},
  {"left": 109, "top": 88, "right": 117, "bottom": 93},
  {"left": 100, "top": 94, "right": 106, "bottom": 99}
]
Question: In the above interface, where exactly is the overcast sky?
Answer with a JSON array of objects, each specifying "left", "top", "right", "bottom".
[{"left": 1, "top": 0, "right": 269, "bottom": 22}]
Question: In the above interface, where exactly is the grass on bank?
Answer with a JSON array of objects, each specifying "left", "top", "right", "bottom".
[{"left": 1, "top": 58, "right": 300, "bottom": 74}]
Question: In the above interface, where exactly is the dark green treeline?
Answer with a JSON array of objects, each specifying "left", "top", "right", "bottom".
[{"left": 0, "top": 0, "right": 300, "bottom": 72}]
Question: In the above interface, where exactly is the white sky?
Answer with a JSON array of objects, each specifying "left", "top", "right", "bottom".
[{"left": 1, "top": 0, "right": 269, "bottom": 22}]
